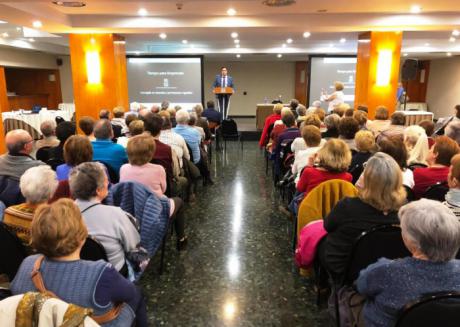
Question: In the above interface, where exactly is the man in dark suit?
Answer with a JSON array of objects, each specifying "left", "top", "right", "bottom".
[{"left": 212, "top": 67, "right": 234, "bottom": 119}]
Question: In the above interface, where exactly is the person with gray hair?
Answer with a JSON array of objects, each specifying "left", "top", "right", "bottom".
[
  {"left": 296, "top": 104, "right": 307, "bottom": 120},
  {"left": 70, "top": 162, "right": 140, "bottom": 273},
  {"left": 322, "top": 113, "right": 340, "bottom": 138},
  {"left": 91, "top": 119, "right": 128, "bottom": 175},
  {"left": 161, "top": 100, "right": 170, "bottom": 111},
  {"left": 189, "top": 112, "right": 206, "bottom": 141},
  {"left": 34, "top": 120, "right": 59, "bottom": 152},
  {"left": 306, "top": 100, "right": 322, "bottom": 114},
  {"left": 445, "top": 120, "right": 460, "bottom": 145},
  {"left": 357, "top": 199, "right": 460, "bottom": 327},
  {"left": 0, "top": 129, "right": 45, "bottom": 180},
  {"left": 3, "top": 165, "right": 58, "bottom": 244},
  {"left": 193, "top": 103, "right": 211, "bottom": 140}
]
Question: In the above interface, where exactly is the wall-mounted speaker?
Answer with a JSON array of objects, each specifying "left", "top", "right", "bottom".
[
  {"left": 56, "top": 58, "right": 63, "bottom": 66},
  {"left": 402, "top": 59, "right": 418, "bottom": 81}
]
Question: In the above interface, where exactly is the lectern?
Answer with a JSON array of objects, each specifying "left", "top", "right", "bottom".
[{"left": 213, "top": 87, "right": 234, "bottom": 119}]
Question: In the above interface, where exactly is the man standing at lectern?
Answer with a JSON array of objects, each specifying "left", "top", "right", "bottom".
[{"left": 212, "top": 67, "right": 234, "bottom": 119}]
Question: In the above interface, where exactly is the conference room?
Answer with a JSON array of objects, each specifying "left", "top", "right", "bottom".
[{"left": 1, "top": 1, "right": 460, "bottom": 326}]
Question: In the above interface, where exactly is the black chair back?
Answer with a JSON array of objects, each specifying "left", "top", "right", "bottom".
[
  {"left": 0, "top": 222, "right": 27, "bottom": 281},
  {"left": 344, "top": 224, "right": 410, "bottom": 285},
  {"left": 395, "top": 291, "right": 460, "bottom": 327},
  {"left": 0, "top": 175, "right": 25, "bottom": 207},
  {"left": 95, "top": 160, "right": 119, "bottom": 183},
  {"left": 46, "top": 158, "right": 65, "bottom": 171},
  {"left": 404, "top": 185, "right": 416, "bottom": 202},
  {"left": 408, "top": 163, "right": 428, "bottom": 171},
  {"left": 221, "top": 119, "right": 239, "bottom": 137},
  {"left": 36, "top": 146, "right": 51, "bottom": 162},
  {"left": 423, "top": 181, "right": 448, "bottom": 202},
  {"left": 80, "top": 236, "right": 108, "bottom": 262}
]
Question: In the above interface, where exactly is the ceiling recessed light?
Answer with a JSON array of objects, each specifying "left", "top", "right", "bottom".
[
  {"left": 28, "top": 38, "right": 35, "bottom": 42},
  {"left": 227, "top": 8, "right": 237, "bottom": 16},
  {"left": 1, "top": 32, "right": 9, "bottom": 38},
  {"left": 235, "top": 44, "right": 240, "bottom": 48},
  {"left": 340, "top": 38, "right": 346, "bottom": 43},
  {"left": 286, "top": 38, "right": 293, "bottom": 44},
  {"left": 453, "top": 30, "right": 460, "bottom": 37},
  {"left": 282, "top": 43, "right": 287, "bottom": 48},
  {"left": 234, "top": 39, "right": 240, "bottom": 44},
  {"left": 159, "top": 33, "right": 167, "bottom": 39},
  {"left": 449, "top": 37, "right": 456, "bottom": 42},
  {"left": 138, "top": 8, "right": 148, "bottom": 16},
  {"left": 0, "top": 20, "right": 7, "bottom": 24},
  {"left": 182, "top": 39, "right": 188, "bottom": 44},
  {"left": 277, "top": 54, "right": 282, "bottom": 58},
  {"left": 32, "top": 20, "right": 42, "bottom": 28},
  {"left": 231, "top": 32, "right": 238, "bottom": 38},
  {"left": 52, "top": 1, "right": 86, "bottom": 7},
  {"left": 303, "top": 31, "right": 311, "bottom": 38},
  {"left": 410, "top": 5, "right": 422, "bottom": 14},
  {"left": 236, "top": 54, "right": 241, "bottom": 58},
  {"left": 447, "top": 52, "right": 452, "bottom": 57},
  {"left": 424, "top": 43, "right": 430, "bottom": 47},
  {"left": 403, "top": 53, "right": 408, "bottom": 57}
]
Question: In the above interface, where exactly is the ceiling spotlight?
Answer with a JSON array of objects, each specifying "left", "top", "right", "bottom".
[
  {"left": 234, "top": 39, "right": 240, "bottom": 44},
  {"left": 303, "top": 31, "right": 311, "bottom": 38},
  {"left": 449, "top": 37, "right": 456, "bottom": 42},
  {"left": 227, "top": 8, "right": 237, "bottom": 16},
  {"left": 282, "top": 43, "right": 287, "bottom": 48},
  {"left": 403, "top": 53, "right": 408, "bottom": 57},
  {"left": 0, "top": 20, "right": 7, "bottom": 24},
  {"left": 1, "top": 32, "right": 9, "bottom": 38},
  {"left": 32, "top": 20, "right": 42, "bottom": 28},
  {"left": 182, "top": 39, "right": 188, "bottom": 44},
  {"left": 28, "top": 38, "right": 35, "bottom": 42},
  {"left": 52, "top": 1, "right": 86, "bottom": 7},
  {"left": 277, "top": 54, "right": 282, "bottom": 58},
  {"left": 286, "top": 38, "right": 293, "bottom": 44},
  {"left": 138, "top": 8, "right": 148, "bottom": 16},
  {"left": 340, "top": 38, "right": 346, "bottom": 43},
  {"left": 447, "top": 52, "right": 452, "bottom": 57},
  {"left": 231, "top": 32, "right": 238, "bottom": 38},
  {"left": 235, "top": 44, "right": 240, "bottom": 48},
  {"left": 159, "top": 33, "right": 167, "bottom": 39},
  {"left": 236, "top": 54, "right": 241, "bottom": 58},
  {"left": 453, "top": 30, "right": 460, "bottom": 37},
  {"left": 410, "top": 5, "right": 422, "bottom": 14}
]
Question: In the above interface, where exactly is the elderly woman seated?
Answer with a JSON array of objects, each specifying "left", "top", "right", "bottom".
[
  {"left": 349, "top": 130, "right": 376, "bottom": 184},
  {"left": 291, "top": 114, "right": 322, "bottom": 154},
  {"left": 318, "top": 152, "right": 405, "bottom": 278},
  {"left": 404, "top": 125, "right": 429, "bottom": 167},
  {"left": 357, "top": 199, "right": 460, "bottom": 327},
  {"left": 321, "top": 114, "right": 340, "bottom": 139},
  {"left": 56, "top": 135, "right": 93, "bottom": 181},
  {"left": 367, "top": 106, "right": 391, "bottom": 136},
  {"left": 3, "top": 166, "right": 58, "bottom": 244},
  {"left": 338, "top": 117, "right": 360, "bottom": 152},
  {"left": 10, "top": 199, "right": 147, "bottom": 327},
  {"left": 69, "top": 162, "right": 140, "bottom": 275},
  {"left": 413, "top": 135, "right": 459, "bottom": 198},
  {"left": 444, "top": 153, "right": 460, "bottom": 217},
  {"left": 291, "top": 126, "right": 323, "bottom": 182}
]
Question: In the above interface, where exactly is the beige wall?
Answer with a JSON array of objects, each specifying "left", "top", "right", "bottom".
[
  {"left": 203, "top": 60, "right": 295, "bottom": 116},
  {"left": 426, "top": 56, "right": 460, "bottom": 119},
  {"left": 0, "top": 48, "right": 74, "bottom": 105}
]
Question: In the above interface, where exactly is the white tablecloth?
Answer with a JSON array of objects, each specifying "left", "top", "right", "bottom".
[
  {"left": 399, "top": 110, "right": 434, "bottom": 126},
  {"left": 58, "top": 103, "right": 75, "bottom": 117},
  {"left": 398, "top": 102, "right": 428, "bottom": 111},
  {"left": 2, "top": 110, "right": 72, "bottom": 139}
]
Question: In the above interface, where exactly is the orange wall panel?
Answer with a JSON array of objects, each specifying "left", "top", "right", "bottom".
[
  {"left": 69, "top": 34, "right": 128, "bottom": 123},
  {"left": 355, "top": 31, "right": 402, "bottom": 119}
]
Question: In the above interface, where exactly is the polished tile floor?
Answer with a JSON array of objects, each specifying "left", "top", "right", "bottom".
[{"left": 140, "top": 141, "right": 330, "bottom": 326}]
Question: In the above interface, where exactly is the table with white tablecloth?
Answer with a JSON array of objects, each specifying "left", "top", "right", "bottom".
[
  {"left": 399, "top": 110, "right": 434, "bottom": 126},
  {"left": 58, "top": 103, "right": 75, "bottom": 118},
  {"left": 2, "top": 110, "right": 72, "bottom": 139}
]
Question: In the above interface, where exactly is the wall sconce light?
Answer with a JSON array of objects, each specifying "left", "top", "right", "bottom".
[
  {"left": 376, "top": 50, "right": 392, "bottom": 86},
  {"left": 86, "top": 51, "right": 101, "bottom": 84}
]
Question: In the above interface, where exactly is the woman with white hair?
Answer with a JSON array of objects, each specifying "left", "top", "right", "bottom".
[
  {"left": 318, "top": 152, "right": 405, "bottom": 277},
  {"left": 404, "top": 125, "right": 429, "bottom": 166},
  {"left": 322, "top": 113, "right": 340, "bottom": 138},
  {"left": 3, "top": 166, "right": 58, "bottom": 244},
  {"left": 357, "top": 199, "right": 460, "bottom": 327}
]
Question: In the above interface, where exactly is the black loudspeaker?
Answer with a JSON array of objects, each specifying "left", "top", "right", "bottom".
[
  {"left": 56, "top": 58, "right": 63, "bottom": 66},
  {"left": 402, "top": 59, "right": 418, "bottom": 81}
]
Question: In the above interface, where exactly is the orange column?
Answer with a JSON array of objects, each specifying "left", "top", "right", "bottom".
[
  {"left": 69, "top": 34, "right": 128, "bottom": 123},
  {"left": 0, "top": 67, "right": 8, "bottom": 153},
  {"left": 354, "top": 31, "right": 402, "bottom": 119}
]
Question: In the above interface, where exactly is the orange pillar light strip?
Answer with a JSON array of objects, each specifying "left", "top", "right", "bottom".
[
  {"left": 376, "top": 50, "right": 393, "bottom": 86},
  {"left": 86, "top": 51, "right": 101, "bottom": 84}
]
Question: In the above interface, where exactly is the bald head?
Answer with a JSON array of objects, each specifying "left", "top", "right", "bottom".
[
  {"left": 151, "top": 105, "right": 160, "bottom": 114},
  {"left": 6, "top": 129, "right": 33, "bottom": 155},
  {"left": 93, "top": 119, "right": 113, "bottom": 140},
  {"left": 99, "top": 109, "right": 111, "bottom": 120}
]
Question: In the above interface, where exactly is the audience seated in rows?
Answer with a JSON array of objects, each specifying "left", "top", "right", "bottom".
[
  {"left": 445, "top": 120, "right": 460, "bottom": 144},
  {"left": 117, "top": 119, "right": 144, "bottom": 148},
  {"left": 120, "top": 134, "right": 187, "bottom": 249},
  {"left": 353, "top": 110, "right": 368, "bottom": 131},
  {"left": 419, "top": 119, "right": 435, "bottom": 148},
  {"left": 338, "top": 117, "right": 359, "bottom": 152},
  {"left": 56, "top": 135, "right": 93, "bottom": 181},
  {"left": 291, "top": 114, "right": 322, "bottom": 154},
  {"left": 33, "top": 120, "right": 59, "bottom": 155},
  {"left": 78, "top": 116, "right": 96, "bottom": 141},
  {"left": 192, "top": 103, "right": 212, "bottom": 141},
  {"left": 380, "top": 111, "right": 406, "bottom": 140},
  {"left": 273, "top": 111, "right": 300, "bottom": 176},
  {"left": 296, "top": 104, "right": 307, "bottom": 124},
  {"left": 319, "top": 152, "right": 405, "bottom": 278},
  {"left": 322, "top": 114, "right": 340, "bottom": 139},
  {"left": 69, "top": 162, "right": 140, "bottom": 274},
  {"left": 174, "top": 110, "right": 202, "bottom": 164},
  {"left": 3, "top": 166, "right": 58, "bottom": 245},
  {"left": 112, "top": 106, "right": 128, "bottom": 135},
  {"left": 367, "top": 106, "right": 391, "bottom": 136},
  {"left": 0, "top": 129, "right": 45, "bottom": 181},
  {"left": 92, "top": 119, "right": 128, "bottom": 175},
  {"left": 444, "top": 153, "right": 460, "bottom": 217},
  {"left": 202, "top": 100, "right": 222, "bottom": 125},
  {"left": 306, "top": 100, "right": 321, "bottom": 115},
  {"left": 46, "top": 121, "right": 76, "bottom": 165},
  {"left": 357, "top": 199, "right": 460, "bottom": 327},
  {"left": 404, "top": 125, "right": 429, "bottom": 167},
  {"left": 160, "top": 117, "right": 190, "bottom": 168},
  {"left": 99, "top": 109, "right": 122, "bottom": 138},
  {"left": 291, "top": 126, "right": 323, "bottom": 181},
  {"left": 189, "top": 113, "right": 206, "bottom": 141},
  {"left": 349, "top": 130, "right": 375, "bottom": 184},
  {"left": 10, "top": 199, "right": 147, "bottom": 327},
  {"left": 269, "top": 107, "right": 292, "bottom": 151},
  {"left": 413, "top": 135, "right": 459, "bottom": 198},
  {"left": 259, "top": 103, "right": 282, "bottom": 148}
]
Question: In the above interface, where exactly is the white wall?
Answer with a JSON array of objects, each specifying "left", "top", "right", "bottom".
[
  {"left": 426, "top": 56, "right": 460, "bottom": 119},
  {"left": 203, "top": 60, "right": 295, "bottom": 116},
  {"left": 58, "top": 55, "right": 74, "bottom": 103}
]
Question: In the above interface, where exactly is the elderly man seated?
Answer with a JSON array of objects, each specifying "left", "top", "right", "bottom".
[
  {"left": 91, "top": 119, "right": 128, "bottom": 174},
  {"left": 34, "top": 120, "right": 59, "bottom": 153},
  {"left": 0, "top": 129, "right": 45, "bottom": 180}
]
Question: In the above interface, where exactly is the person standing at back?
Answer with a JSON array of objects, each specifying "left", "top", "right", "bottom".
[{"left": 212, "top": 67, "right": 234, "bottom": 119}]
